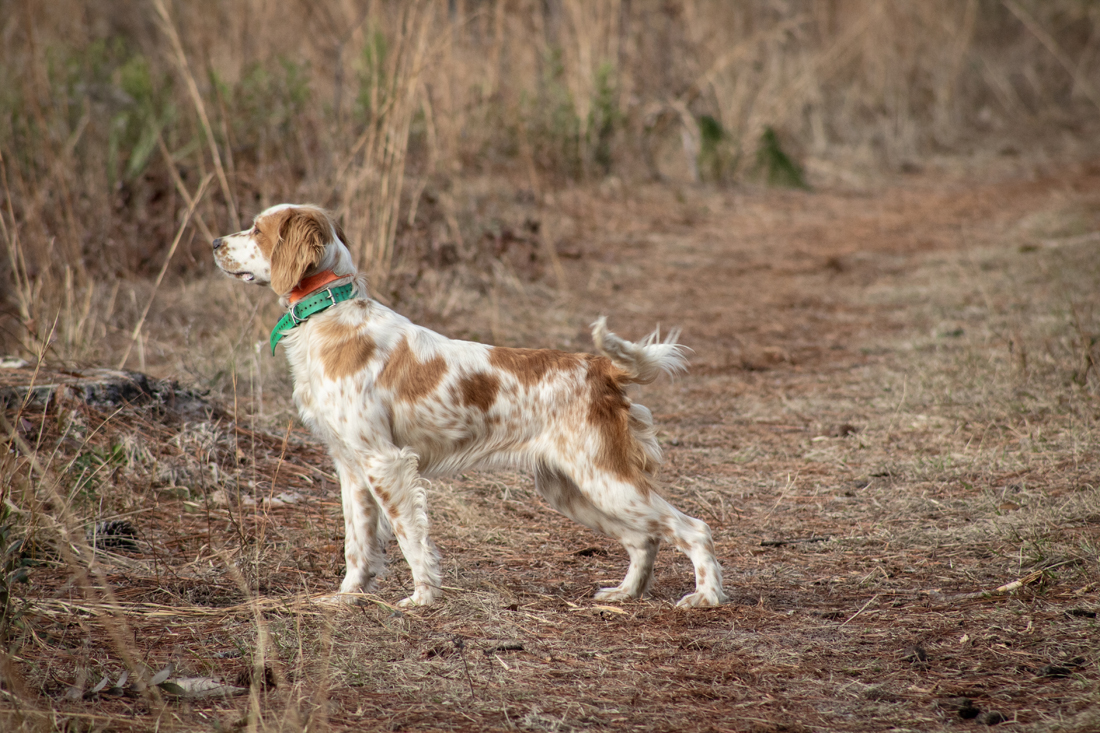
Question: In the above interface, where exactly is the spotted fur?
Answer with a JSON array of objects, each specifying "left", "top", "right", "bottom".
[{"left": 212, "top": 204, "right": 728, "bottom": 608}]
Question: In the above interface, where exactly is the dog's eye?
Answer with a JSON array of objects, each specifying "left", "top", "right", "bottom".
[{"left": 252, "top": 227, "right": 260, "bottom": 235}]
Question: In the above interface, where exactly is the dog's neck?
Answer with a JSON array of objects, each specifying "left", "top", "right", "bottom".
[
  {"left": 280, "top": 240, "right": 360, "bottom": 308},
  {"left": 287, "top": 270, "right": 347, "bottom": 305}
]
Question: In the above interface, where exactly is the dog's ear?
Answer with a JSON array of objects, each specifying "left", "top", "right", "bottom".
[
  {"left": 270, "top": 207, "right": 329, "bottom": 294},
  {"left": 331, "top": 217, "right": 349, "bottom": 248}
]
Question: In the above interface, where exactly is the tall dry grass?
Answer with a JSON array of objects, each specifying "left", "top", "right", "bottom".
[{"left": 1, "top": 0, "right": 1098, "bottom": 362}]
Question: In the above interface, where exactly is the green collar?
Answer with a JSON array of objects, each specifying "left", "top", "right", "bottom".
[{"left": 269, "top": 283, "right": 357, "bottom": 355}]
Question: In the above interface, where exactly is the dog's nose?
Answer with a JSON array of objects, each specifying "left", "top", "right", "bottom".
[{"left": 212, "top": 238, "right": 223, "bottom": 251}]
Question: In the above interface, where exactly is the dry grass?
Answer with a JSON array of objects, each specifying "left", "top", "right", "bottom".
[
  {"left": 2, "top": 158, "right": 1099, "bottom": 731},
  {"left": 3, "top": 0, "right": 1100, "bottom": 360}
]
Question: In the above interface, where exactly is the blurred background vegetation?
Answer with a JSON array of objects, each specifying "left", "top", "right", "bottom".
[{"left": 1, "top": 0, "right": 1098, "bottom": 362}]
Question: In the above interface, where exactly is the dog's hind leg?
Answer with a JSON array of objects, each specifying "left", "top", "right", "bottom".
[
  {"left": 595, "top": 535, "right": 660, "bottom": 601},
  {"left": 538, "top": 462, "right": 726, "bottom": 607},
  {"left": 534, "top": 465, "right": 659, "bottom": 601},
  {"left": 361, "top": 447, "right": 441, "bottom": 607},
  {"left": 650, "top": 495, "right": 728, "bottom": 607}
]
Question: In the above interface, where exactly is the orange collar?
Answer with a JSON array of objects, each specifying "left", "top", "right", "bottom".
[{"left": 287, "top": 270, "right": 345, "bottom": 305}]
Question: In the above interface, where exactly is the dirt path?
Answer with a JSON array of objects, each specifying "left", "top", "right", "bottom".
[{"left": 6, "top": 164, "right": 1100, "bottom": 732}]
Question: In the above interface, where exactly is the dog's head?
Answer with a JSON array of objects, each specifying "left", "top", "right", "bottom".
[{"left": 212, "top": 204, "right": 354, "bottom": 297}]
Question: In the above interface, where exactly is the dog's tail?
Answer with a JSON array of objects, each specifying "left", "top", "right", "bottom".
[{"left": 591, "top": 317, "right": 688, "bottom": 385}]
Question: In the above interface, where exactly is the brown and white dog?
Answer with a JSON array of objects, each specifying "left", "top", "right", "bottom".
[{"left": 212, "top": 204, "right": 727, "bottom": 607}]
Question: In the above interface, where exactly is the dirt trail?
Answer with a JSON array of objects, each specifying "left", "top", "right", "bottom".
[{"left": 6, "top": 164, "right": 1100, "bottom": 732}]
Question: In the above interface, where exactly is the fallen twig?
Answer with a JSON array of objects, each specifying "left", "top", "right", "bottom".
[
  {"left": 951, "top": 557, "right": 1082, "bottom": 602},
  {"left": 839, "top": 594, "right": 879, "bottom": 627},
  {"left": 760, "top": 537, "right": 830, "bottom": 547}
]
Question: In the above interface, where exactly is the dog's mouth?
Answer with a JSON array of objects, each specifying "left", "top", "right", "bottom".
[{"left": 225, "top": 270, "right": 256, "bottom": 282}]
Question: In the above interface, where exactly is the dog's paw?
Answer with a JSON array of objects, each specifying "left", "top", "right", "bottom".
[
  {"left": 312, "top": 592, "right": 366, "bottom": 608},
  {"left": 675, "top": 589, "right": 727, "bottom": 608},
  {"left": 594, "top": 586, "right": 636, "bottom": 602},
  {"left": 396, "top": 587, "right": 438, "bottom": 608}
]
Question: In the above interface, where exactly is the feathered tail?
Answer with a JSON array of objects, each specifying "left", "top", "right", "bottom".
[{"left": 590, "top": 317, "right": 688, "bottom": 385}]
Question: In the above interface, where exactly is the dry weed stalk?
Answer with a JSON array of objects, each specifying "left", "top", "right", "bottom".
[
  {"left": 150, "top": 0, "right": 240, "bottom": 230},
  {"left": 329, "top": 1, "right": 433, "bottom": 280},
  {"left": 117, "top": 173, "right": 213, "bottom": 370},
  {"left": 1003, "top": 0, "right": 1100, "bottom": 115},
  {"left": 560, "top": 0, "right": 621, "bottom": 169},
  {"left": 0, "top": 151, "right": 36, "bottom": 350}
]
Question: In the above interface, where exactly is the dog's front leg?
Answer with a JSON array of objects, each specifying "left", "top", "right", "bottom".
[
  {"left": 334, "top": 456, "right": 390, "bottom": 596},
  {"left": 362, "top": 447, "right": 441, "bottom": 607}
]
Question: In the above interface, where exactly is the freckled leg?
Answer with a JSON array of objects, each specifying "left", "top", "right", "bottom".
[
  {"left": 655, "top": 498, "right": 728, "bottom": 608},
  {"left": 594, "top": 536, "right": 659, "bottom": 601},
  {"left": 535, "top": 465, "right": 659, "bottom": 601},
  {"left": 362, "top": 447, "right": 441, "bottom": 607},
  {"left": 539, "top": 463, "right": 727, "bottom": 607},
  {"left": 331, "top": 458, "right": 390, "bottom": 598}
]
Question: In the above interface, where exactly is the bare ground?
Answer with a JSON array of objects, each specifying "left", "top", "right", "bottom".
[{"left": 3, "top": 160, "right": 1100, "bottom": 732}]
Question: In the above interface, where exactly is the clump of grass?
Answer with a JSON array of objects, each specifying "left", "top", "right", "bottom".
[
  {"left": 337, "top": 5, "right": 433, "bottom": 278},
  {"left": 755, "top": 126, "right": 809, "bottom": 190},
  {"left": 0, "top": 501, "right": 34, "bottom": 644},
  {"left": 522, "top": 45, "right": 584, "bottom": 179},
  {"left": 587, "top": 61, "right": 620, "bottom": 176},
  {"left": 696, "top": 114, "right": 735, "bottom": 183}
]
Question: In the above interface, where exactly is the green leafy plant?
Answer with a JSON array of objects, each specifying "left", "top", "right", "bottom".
[
  {"left": 356, "top": 28, "right": 390, "bottom": 124},
  {"left": 68, "top": 442, "right": 129, "bottom": 502},
  {"left": 111, "top": 53, "right": 174, "bottom": 183},
  {"left": 230, "top": 58, "right": 312, "bottom": 157},
  {"left": 755, "top": 126, "right": 808, "bottom": 190},
  {"left": 524, "top": 46, "right": 582, "bottom": 178},
  {"left": 697, "top": 114, "right": 737, "bottom": 183},
  {"left": 588, "top": 62, "right": 620, "bottom": 175},
  {"left": 47, "top": 39, "right": 174, "bottom": 186}
]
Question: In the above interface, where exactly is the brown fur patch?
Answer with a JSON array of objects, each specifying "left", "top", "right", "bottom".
[
  {"left": 258, "top": 206, "right": 331, "bottom": 294},
  {"left": 365, "top": 474, "right": 391, "bottom": 506},
  {"left": 378, "top": 337, "right": 448, "bottom": 402},
  {"left": 315, "top": 318, "right": 375, "bottom": 380},
  {"left": 488, "top": 347, "right": 581, "bottom": 387},
  {"left": 457, "top": 372, "right": 500, "bottom": 412},
  {"left": 253, "top": 210, "right": 286, "bottom": 259},
  {"left": 215, "top": 252, "right": 246, "bottom": 273},
  {"left": 374, "top": 485, "right": 391, "bottom": 506},
  {"left": 585, "top": 356, "right": 647, "bottom": 485}
]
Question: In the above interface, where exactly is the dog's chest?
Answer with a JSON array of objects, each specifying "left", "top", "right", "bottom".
[{"left": 282, "top": 322, "right": 382, "bottom": 438}]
